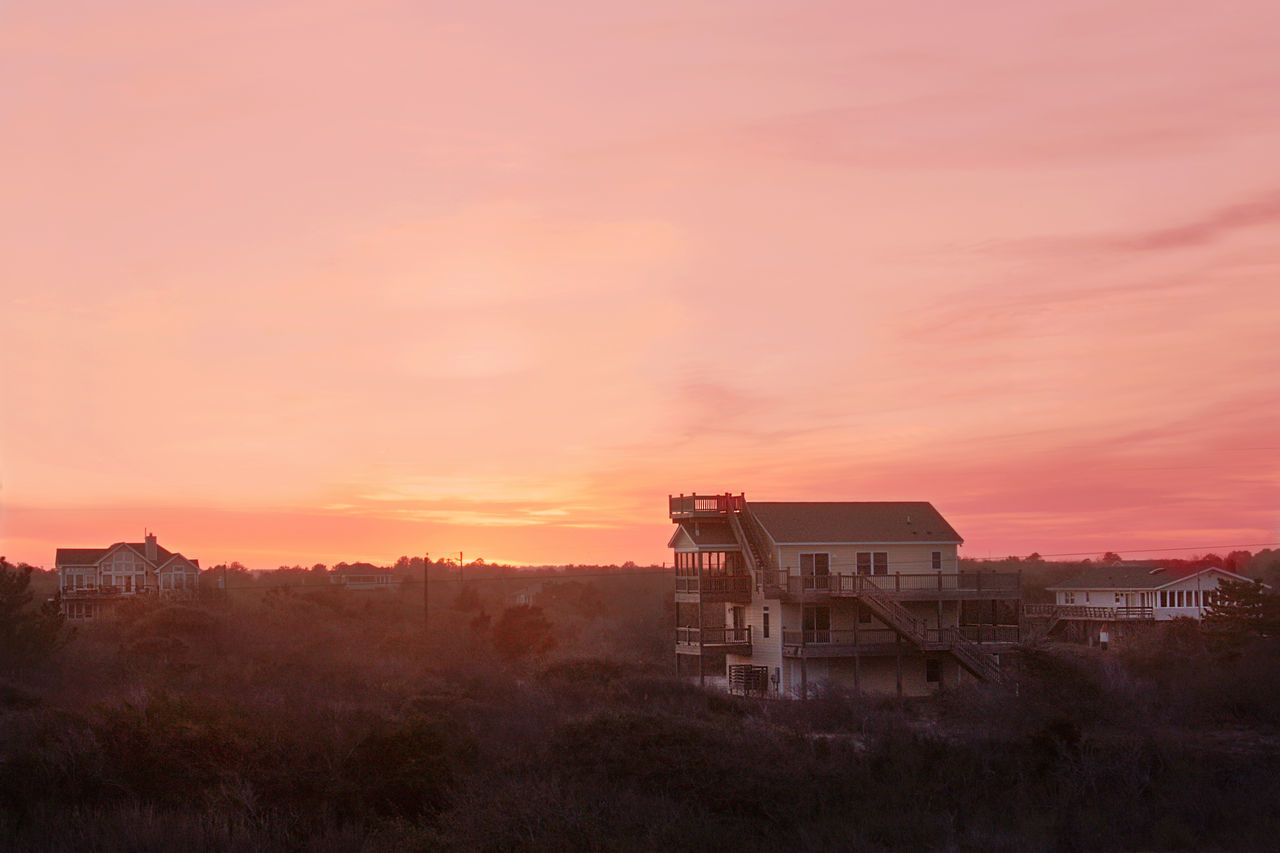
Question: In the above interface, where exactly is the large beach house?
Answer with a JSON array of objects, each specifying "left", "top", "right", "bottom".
[
  {"left": 55, "top": 533, "right": 201, "bottom": 620},
  {"left": 670, "top": 493, "right": 1020, "bottom": 697}
]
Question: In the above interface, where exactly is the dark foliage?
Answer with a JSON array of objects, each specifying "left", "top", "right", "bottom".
[{"left": 1, "top": 569, "right": 1280, "bottom": 851}]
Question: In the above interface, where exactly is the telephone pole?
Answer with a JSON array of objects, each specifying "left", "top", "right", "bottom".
[{"left": 422, "top": 553, "right": 430, "bottom": 633}]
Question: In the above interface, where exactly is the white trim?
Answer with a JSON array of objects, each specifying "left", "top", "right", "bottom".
[{"left": 772, "top": 540, "right": 961, "bottom": 546}]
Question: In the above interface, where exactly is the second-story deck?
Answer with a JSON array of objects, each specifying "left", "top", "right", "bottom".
[
  {"left": 1023, "top": 603, "right": 1154, "bottom": 621},
  {"left": 761, "top": 570, "right": 1021, "bottom": 602},
  {"left": 675, "top": 626, "right": 753, "bottom": 655},
  {"left": 674, "top": 572, "right": 752, "bottom": 603},
  {"left": 781, "top": 625, "right": 1020, "bottom": 658}
]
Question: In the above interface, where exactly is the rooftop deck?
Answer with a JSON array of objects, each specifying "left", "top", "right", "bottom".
[{"left": 669, "top": 493, "right": 745, "bottom": 519}]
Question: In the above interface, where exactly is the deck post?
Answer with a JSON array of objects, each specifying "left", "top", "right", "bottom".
[
  {"left": 896, "top": 639, "right": 903, "bottom": 699},
  {"left": 800, "top": 656, "right": 808, "bottom": 700},
  {"left": 697, "top": 598, "right": 705, "bottom": 688}
]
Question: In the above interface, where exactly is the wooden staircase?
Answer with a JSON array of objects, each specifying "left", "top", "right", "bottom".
[
  {"left": 728, "top": 507, "right": 776, "bottom": 589},
  {"left": 725, "top": 501, "right": 1003, "bottom": 684},
  {"left": 855, "top": 576, "right": 1003, "bottom": 683}
]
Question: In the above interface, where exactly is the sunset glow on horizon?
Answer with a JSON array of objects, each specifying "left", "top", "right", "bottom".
[{"left": 3, "top": 1, "right": 1279, "bottom": 570}]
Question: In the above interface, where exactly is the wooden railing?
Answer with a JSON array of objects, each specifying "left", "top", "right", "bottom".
[
  {"left": 954, "top": 625, "right": 1021, "bottom": 643},
  {"left": 782, "top": 625, "right": 1018, "bottom": 653},
  {"left": 674, "top": 574, "right": 753, "bottom": 596},
  {"left": 61, "top": 585, "right": 158, "bottom": 597},
  {"left": 761, "top": 571, "right": 1020, "bottom": 599},
  {"left": 676, "top": 626, "right": 752, "bottom": 647},
  {"left": 737, "top": 507, "right": 777, "bottom": 575},
  {"left": 669, "top": 493, "right": 745, "bottom": 517},
  {"left": 1023, "top": 604, "right": 1154, "bottom": 621}
]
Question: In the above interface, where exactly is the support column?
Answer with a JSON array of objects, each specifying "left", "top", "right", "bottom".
[
  {"left": 896, "top": 640, "right": 904, "bottom": 698},
  {"left": 698, "top": 598, "right": 705, "bottom": 688},
  {"left": 800, "top": 656, "right": 808, "bottom": 700}
]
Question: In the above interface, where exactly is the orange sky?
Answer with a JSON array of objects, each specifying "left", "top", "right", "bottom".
[{"left": 2, "top": 1, "right": 1279, "bottom": 570}]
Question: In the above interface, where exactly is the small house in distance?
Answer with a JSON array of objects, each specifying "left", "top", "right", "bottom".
[
  {"left": 329, "top": 563, "right": 402, "bottom": 591},
  {"left": 56, "top": 532, "right": 200, "bottom": 620},
  {"left": 1027, "top": 563, "right": 1258, "bottom": 644},
  {"left": 669, "top": 492, "right": 1021, "bottom": 698}
]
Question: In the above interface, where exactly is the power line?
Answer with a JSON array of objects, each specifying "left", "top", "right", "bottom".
[{"left": 195, "top": 539, "right": 1280, "bottom": 593}]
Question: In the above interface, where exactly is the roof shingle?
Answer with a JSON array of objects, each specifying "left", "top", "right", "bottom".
[{"left": 747, "top": 501, "right": 962, "bottom": 544}]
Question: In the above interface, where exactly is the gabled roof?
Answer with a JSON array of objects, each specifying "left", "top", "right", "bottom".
[
  {"left": 333, "top": 564, "right": 393, "bottom": 576},
  {"left": 55, "top": 548, "right": 108, "bottom": 566},
  {"left": 56, "top": 539, "right": 183, "bottom": 569},
  {"left": 1047, "top": 565, "right": 1258, "bottom": 592},
  {"left": 667, "top": 522, "right": 739, "bottom": 549},
  {"left": 747, "top": 501, "right": 962, "bottom": 545}
]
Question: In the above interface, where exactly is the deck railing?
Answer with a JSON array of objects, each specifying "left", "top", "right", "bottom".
[
  {"left": 761, "top": 570, "right": 1020, "bottom": 598},
  {"left": 676, "top": 626, "right": 753, "bottom": 647},
  {"left": 674, "top": 574, "right": 753, "bottom": 596},
  {"left": 1023, "top": 603, "right": 1154, "bottom": 621},
  {"left": 60, "top": 585, "right": 159, "bottom": 597},
  {"left": 781, "top": 625, "right": 1019, "bottom": 649},
  {"left": 669, "top": 493, "right": 746, "bottom": 517}
]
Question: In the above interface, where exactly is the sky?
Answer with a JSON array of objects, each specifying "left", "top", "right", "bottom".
[{"left": 2, "top": 0, "right": 1279, "bottom": 570}]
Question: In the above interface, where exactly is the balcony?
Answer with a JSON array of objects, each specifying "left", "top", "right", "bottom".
[
  {"left": 675, "top": 625, "right": 753, "bottom": 655},
  {"left": 669, "top": 493, "right": 745, "bottom": 520},
  {"left": 781, "top": 625, "right": 1020, "bottom": 657},
  {"left": 674, "top": 572, "right": 753, "bottom": 603},
  {"left": 1023, "top": 603, "right": 1153, "bottom": 621},
  {"left": 61, "top": 585, "right": 158, "bottom": 598},
  {"left": 761, "top": 570, "right": 1021, "bottom": 602}
]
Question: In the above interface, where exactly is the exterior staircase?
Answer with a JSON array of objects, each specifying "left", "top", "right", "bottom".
[
  {"left": 728, "top": 509, "right": 775, "bottom": 588},
  {"left": 724, "top": 499, "right": 1003, "bottom": 684},
  {"left": 856, "top": 578, "right": 1002, "bottom": 682}
]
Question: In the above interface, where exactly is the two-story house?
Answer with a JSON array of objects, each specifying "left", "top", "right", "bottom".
[
  {"left": 329, "top": 563, "right": 403, "bottom": 591},
  {"left": 670, "top": 493, "right": 1020, "bottom": 698},
  {"left": 55, "top": 533, "right": 200, "bottom": 620},
  {"left": 1028, "top": 563, "right": 1260, "bottom": 644}
]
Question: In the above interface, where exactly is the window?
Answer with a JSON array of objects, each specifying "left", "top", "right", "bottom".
[
  {"left": 762, "top": 607, "right": 770, "bottom": 638},
  {"left": 1115, "top": 593, "right": 1122, "bottom": 604},
  {"left": 802, "top": 606, "right": 830, "bottom": 642},
  {"left": 1160, "top": 590, "right": 1167, "bottom": 607},
  {"left": 926, "top": 658, "right": 941, "bottom": 684},
  {"left": 857, "top": 552, "right": 888, "bottom": 575},
  {"left": 800, "top": 553, "right": 830, "bottom": 590},
  {"left": 932, "top": 551, "right": 942, "bottom": 571},
  {"left": 1064, "top": 592, "right": 1076, "bottom": 604}
]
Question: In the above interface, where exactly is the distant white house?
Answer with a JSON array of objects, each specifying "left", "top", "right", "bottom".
[
  {"left": 1029, "top": 563, "right": 1262, "bottom": 644},
  {"left": 1045, "top": 564, "right": 1256, "bottom": 619},
  {"left": 329, "top": 564, "right": 402, "bottom": 591},
  {"left": 55, "top": 533, "right": 200, "bottom": 620}
]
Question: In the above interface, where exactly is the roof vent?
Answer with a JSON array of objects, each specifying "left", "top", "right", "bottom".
[{"left": 1148, "top": 567, "right": 1165, "bottom": 575}]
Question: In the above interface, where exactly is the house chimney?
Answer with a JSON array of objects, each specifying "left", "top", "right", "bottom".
[{"left": 145, "top": 531, "right": 157, "bottom": 563}]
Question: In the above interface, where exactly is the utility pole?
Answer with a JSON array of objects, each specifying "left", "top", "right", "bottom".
[{"left": 423, "top": 553, "right": 430, "bottom": 633}]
